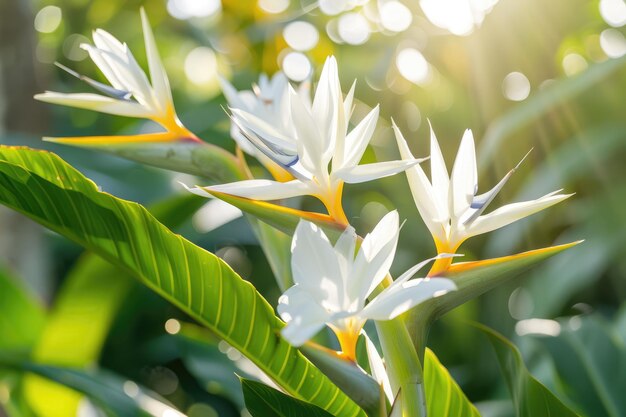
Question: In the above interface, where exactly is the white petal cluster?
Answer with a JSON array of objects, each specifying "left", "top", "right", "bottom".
[
  {"left": 278, "top": 211, "right": 456, "bottom": 349},
  {"left": 219, "top": 72, "right": 309, "bottom": 180},
  {"left": 394, "top": 123, "right": 572, "bottom": 254},
  {"left": 35, "top": 10, "right": 181, "bottom": 131},
  {"left": 192, "top": 57, "right": 422, "bottom": 221}
]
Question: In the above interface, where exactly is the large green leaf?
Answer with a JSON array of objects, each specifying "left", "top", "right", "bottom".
[
  {"left": 23, "top": 193, "right": 206, "bottom": 417},
  {"left": 423, "top": 348, "right": 481, "bottom": 417},
  {"left": 0, "top": 268, "right": 45, "bottom": 353},
  {"left": 241, "top": 378, "right": 335, "bottom": 417},
  {"left": 476, "top": 323, "right": 580, "bottom": 417},
  {"left": 0, "top": 146, "right": 365, "bottom": 417},
  {"left": 23, "top": 255, "right": 132, "bottom": 417},
  {"left": 535, "top": 315, "right": 626, "bottom": 417},
  {"left": 1, "top": 356, "right": 181, "bottom": 417}
]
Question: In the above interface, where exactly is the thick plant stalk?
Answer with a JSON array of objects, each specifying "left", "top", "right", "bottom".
[{"left": 372, "top": 275, "right": 428, "bottom": 417}]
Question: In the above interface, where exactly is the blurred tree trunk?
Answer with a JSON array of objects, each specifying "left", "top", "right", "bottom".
[{"left": 0, "top": 0, "right": 51, "bottom": 300}]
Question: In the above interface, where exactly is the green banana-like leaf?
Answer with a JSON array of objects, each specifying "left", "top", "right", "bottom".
[
  {"left": 423, "top": 348, "right": 481, "bottom": 417},
  {"left": 536, "top": 315, "right": 626, "bottom": 417},
  {"left": 0, "top": 146, "right": 365, "bottom": 417},
  {"left": 475, "top": 323, "right": 580, "bottom": 417},
  {"left": 23, "top": 193, "right": 206, "bottom": 417},
  {"left": 0, "top": 268, "right": 45, "bottom": 353},
  {"left": 23, "top": 256, "right": 132, "bottom": 417},
  {"left": 241, "top": 378, "right": 335, "bottom": 417},
  {"left": 1, "top": 356, "right": 180, "bottom": 417}
]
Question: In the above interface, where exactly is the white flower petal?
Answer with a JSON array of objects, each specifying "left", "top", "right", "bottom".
[
  {"left": 449, "top": 129, "right": 477, "bottom": 220},
  {"left": 428, "top": 122, "right": 450, "bottom": 219},
  {"left": 90, "top": 30, "right": 150, "bottom": 102},
  {"left": 334, "top": 159, "right": 423, "bottom": 184},
  {"left": 80, "top": 44, "right": 126, "bottom": 92},
  {"left": 361, "top": 278, "right": 456, "bottom": 320},
  {"left": 312, "top": 56, "right": 341, "bottom": 165},
  {"left": 363, "top": 331, "right": 393, "bottom": 402},
  {"left": 192, "top": 179, "right": 310, "bottom": 200},
  {"left": 339, "top": 105, "right": 379, "bottom": 170},
  {"left": 393, "top": 253, "right": 459, "bottom": 286},
  {"left": 34, "top": 92, "right": 153, "bottom": 118},
  {"left": 278, "top": 286, "right": 331, "bottom": 346},
  {"left": 334, "top": 225, "right": 357, "bottom": 278},
  {"left": 269, "top": 72, "right": 289, "bottom": 102},
  {"left": 94, "top": 48, "right": 152, "bottom": 108},
  {"left": 291, "top": 221, "right": 346, "bottom": 310},
  {"left": 393, "top": 123, "right": 446, "bottom": 242},
  {"left": 290, "top": 87, "right": 324, "bottom": 174},
  {"left": 92, "top": 28, "right": 126, "bottom": 56},
  {"left": 219, "top": 76, "right": 247, "bottom": 110},
  {"left": 351, "top": 211, "right": 400, "bottom": 306},
  {"left": 343, "top": 80, "right": 356, "bottom": 128},
  {"left": 140, "top": 8, "right": 173, "bottom": 111},
  {"left": 467, "top": 192, "right": 572, "bottom": 238},
  {"left": 230, "top": 108, "right": 297, "bottom": 153}
]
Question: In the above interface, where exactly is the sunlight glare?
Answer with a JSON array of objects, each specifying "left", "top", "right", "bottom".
[
  {"left": 419, "top": 0, "right": 499, "bottom": 36},
  {"left": 502, "top": 71, "right": 530, "bottom": 101},
  {"left": 396, "top": 48, "right": 430, "bottom": 85},
  {"left": 258, "top": 0, "right": 289, "bottom": 14},
  {"left": 380, "top": 1, "right": 413, "bottom": 32},
  {"left": 283, "top": 21, "right": 319, "bottom": 51},
  {"left": 599, "top": 0, "right": 626, "bottom": 27},
  {"left": 34, "top": 6, "right": 62, "bottom": 34},
  {"left": 338, "top": 12, "right": 371, "bottom": 45},
  {"left": 600, "top": 29, "right": 626, "bottom": 58},
  {"left": 282, "top": 52, "right": 311, "bottom": 81}
]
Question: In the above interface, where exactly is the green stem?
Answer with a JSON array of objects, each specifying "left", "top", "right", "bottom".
[{"left": 372, "top": 276, "right": 428, "bottom": 417}]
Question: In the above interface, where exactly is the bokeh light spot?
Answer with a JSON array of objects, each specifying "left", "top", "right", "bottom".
[
  {"left": 187, "top": 403, "right": 218, "bottom": 417},
  {"left": 502, "top": 71, "right": 530, "bottom": 101},
  {"left": 599, "top": 0, "right": 626, "bottom": 27},
  {"left": 62, "top": 34, "right": 89, "bottom": 61},
  {"left": 258, "top": 0, "right": 289, "bottom": 13},
  {"left": 396, "top": 48, "right": 430, "bottom": 85},
  {"left": 380, "top": 1, "right": 413, "bottom": 32},
  {"left": 281, "top": 52, "right": 311, "bottom": 81},
  {"left": 319, "top": 0, "right": 349, "bottom": 15},
  {"left": 164, "top": 318, "right": 181, "bottom": 335},
  {"left": 34, "top": 6, "right": 62, "bottom": 34},
  {"left": 167, "top": 0, "right": 221, "bottom": 20},
  {"left": 338, "top": 13, "right": 371, "bottom": 45},
  {"left": 562, "top": 53, "right": 588, "bottom": 76},
  {"left": 600, "top": 28, "right": 626, "bottom": 58},
  {"left": 184, "top": 47, "right": 218, "bottom": 85},
  {"left": 283, "top": 21, "right": 319, "bottom": 51}
]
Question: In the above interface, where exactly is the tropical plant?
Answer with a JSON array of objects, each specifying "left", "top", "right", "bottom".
[{"left": 2, "top": 1, "right": 624, "bottom": 416}]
